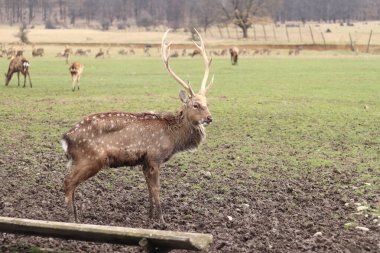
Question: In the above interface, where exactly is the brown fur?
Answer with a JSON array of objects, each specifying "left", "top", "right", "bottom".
[
  {"left": 62, "top": 29, "right": 214, "bottom": 224},
  {"left": 4, "top": 55, "right": 32, "bottom": 87},
  {"left": 62, "top": 97, "right": 211, "bottom": 223},
  {"left": 69, "top": 62, "right": 84, "bottom": 91},
  {"left": 95, "top": 49, "right": 104, "bottom": 59},
  {"left": 229, "top": 47, "right": 239, "bottom": 65},
  {"left": 189, "top": 49, "right": 201, "bottom": 57},
  {"left": 32, "top": 47, "right": 44, "bottom": 57}
]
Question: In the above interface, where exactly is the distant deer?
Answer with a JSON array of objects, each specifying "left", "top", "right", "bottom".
[
  {"left": 144, "top": 44, "right": 152, "bottom": 56},
  {"left": 95, "top": 49, "right": 104, "bottom": 59},
  {"left": 32, "top": 46, "right": 44, "bottom": 57},
  {"left": 189, "top": 49, "right": 201, "bottom": 57},
  {"left": 118, "top": 49, "right": 128, "bottom": 55},
  {"left": 4, "top": 54, "right": 32, "bottom": 87},
  {"left": 170, "top": 50, "right": 179, "bottom": 57},
  {"left": 75, "top": 49, "right": 91, "bottom": 56},
  {"left": 61, "top": 29, "right": 214, "bottom": 224},
  {"left": 63, "top": 45, "right": 72, "bottom": 64},
  {"left": 229, "top": 47, "right": 239, "bottom": 65},
  {"left": 68, "top": 62, "right": 84, "bottom": 91}
]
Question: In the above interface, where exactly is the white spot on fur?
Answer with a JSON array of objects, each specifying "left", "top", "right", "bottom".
[
  {"left": 66, "top": 159, "right": 72, "bottom": 169},
  {"left": 61, "top": 139, "right": 68, "bottom": 153}
]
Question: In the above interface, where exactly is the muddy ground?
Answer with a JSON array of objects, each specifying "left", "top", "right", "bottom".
[{"left": 0, "top": 138, "right": 379, "bottom": 253}]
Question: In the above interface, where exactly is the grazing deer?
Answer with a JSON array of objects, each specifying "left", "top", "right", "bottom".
[
  {"left": 144, "top": 44, "right": 152, "bottom": 57},
  {"left": 69, "top": 62, "right": 84, "bottom": 91},
  {"left": 170, "top": 50, "right": 179, "bottom": 58},
  {"left": 118, "top": 49, "right": 128, "bottom": 55},
  {"left": 189, "top": 49, "right": 201, "bottom": 57},
  {"left": 95, "top": 49, "right": 105, "bottom": 59},
  {"left": 4, "top": 54, "right": 32, "bottom": 87},
  {"left": 32, "top": 46, "right": 44, "bottom": 57},
  {"left": 61, "top": 29, "right": 214, "bottom": 224},
  {"left": 229, "top": 47, "right": 239, "bottom": 65},
  {"left": 75, "top": 49, "right": 91, "bottom": 56},
  {"left": 63, "top": 45, "right": 72, "bottom": 64}
]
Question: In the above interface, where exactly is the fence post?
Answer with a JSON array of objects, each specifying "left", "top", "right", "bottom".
[
  {"left": 217, "top": 25, "right": 223, "bottom": 38},
  {"left": 225, "top": 25, "right": 231, "bottom": 38},
  {"left": 262, "top": 25, "right": 267, "bottom": 41},
  {"left": 285, "top": 25, "right": 290, "bottom": 43},
  {"left": 272, "top": 25, "right": 277, "bottom": 41},
  {"left": 366, "top": 30, "right": 373, "bottom": 53},
  {"left": 309, "top": 25, "right": 315, "bottom": 44},
  {"left": 253, "top": 25, "right": 257, "bottom": 41},
  {"left": 321, "top": 32, "right": 326, "bottom": 49},
  {"left": 349, "top": 32, "right": 355, "bottom": 52}
]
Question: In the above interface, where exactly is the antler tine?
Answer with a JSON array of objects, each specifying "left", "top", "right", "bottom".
[
  {"left": 161, "top": 29, "right": 195, "bottom": 96},
  {"left": 193, "top": 28, "right": 212, "bottom": 96}
]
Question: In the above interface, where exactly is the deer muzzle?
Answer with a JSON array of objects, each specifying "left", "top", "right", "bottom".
[{"left": 203, "top": 115, "right": 213, "bottom": 126}]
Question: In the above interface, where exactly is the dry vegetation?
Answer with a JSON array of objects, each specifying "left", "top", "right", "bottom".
[{"left": 2, "top": 21, "right": 380, "bottom": 47}]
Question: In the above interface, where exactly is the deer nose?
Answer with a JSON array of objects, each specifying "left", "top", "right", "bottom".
[{"left": 206, "top": 116, "right": 213, "bottom": 123}]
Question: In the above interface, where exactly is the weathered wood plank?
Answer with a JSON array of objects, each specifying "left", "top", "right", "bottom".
[{"left": 0, "top": 216, "right": 213, "bottom": 251}]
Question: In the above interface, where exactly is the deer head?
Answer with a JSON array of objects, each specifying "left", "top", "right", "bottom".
[{"left": 161, "top": 29, "right": 214, "bottom": 126}]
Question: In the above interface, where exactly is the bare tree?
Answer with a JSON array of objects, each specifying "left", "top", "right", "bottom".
[
  {"left": 0, "top": 0, "right": 379, "bottom": 28},
  {"left": 219, "top": 0, "right": 280, "bottom": 38},
  {"left": 196, "top": 0, "right": 220, "bottom": 33}
]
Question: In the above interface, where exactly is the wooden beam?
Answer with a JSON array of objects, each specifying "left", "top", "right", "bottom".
[{"left": 0, "top": 217, "right": 213, "bottom": 252}]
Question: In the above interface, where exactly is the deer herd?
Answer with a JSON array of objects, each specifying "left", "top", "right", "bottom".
[
  {"left": 2, "top": 39, "right": 303, "bottom": 91},
  {"left": 1, "top": 30, "right": 303, "bottom": 224}
]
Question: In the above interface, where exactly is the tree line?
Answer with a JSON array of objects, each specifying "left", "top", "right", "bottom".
[{"left": 0, "top": 0, "right": 379, "bottom": 37}]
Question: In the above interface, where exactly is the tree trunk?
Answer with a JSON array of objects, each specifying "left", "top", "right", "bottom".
[{"left": 241, "top": 25, "right": 249, "bottom": 38}]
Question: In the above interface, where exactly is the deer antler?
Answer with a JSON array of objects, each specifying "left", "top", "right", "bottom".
[
  {"left": 192, "top": 28, "right": 213, "bottom": 96},
  {"left": 161, "top": 29, "right": 195, "bottom": 97}
]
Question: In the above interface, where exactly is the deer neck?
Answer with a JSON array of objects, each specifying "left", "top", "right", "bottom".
[{"left": 170, "top": 108, "right": 205, "bottom": 154}]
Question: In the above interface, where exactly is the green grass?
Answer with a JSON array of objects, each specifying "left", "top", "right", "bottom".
[{"left": 1, "top": 55, "right": 379, "bottom": 203}]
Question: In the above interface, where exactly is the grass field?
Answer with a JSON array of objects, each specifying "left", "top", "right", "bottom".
[{"left": 0, "top": 54, "right": 379, "bottom": 252}]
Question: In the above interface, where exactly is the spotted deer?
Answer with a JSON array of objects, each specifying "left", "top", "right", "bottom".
[
  {"left": 61, "top": 29, "right": 214, "bottom": 224},
  {"left": 4, "top": 54, "right": 32, "bottom": 87},
  {"left": 69, "top": 62, "right": 84, "bottom": 91}
]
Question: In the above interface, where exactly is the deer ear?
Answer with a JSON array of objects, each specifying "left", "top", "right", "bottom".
[{"left": 179, "top": 90, "right": 189, "bottom": 103}]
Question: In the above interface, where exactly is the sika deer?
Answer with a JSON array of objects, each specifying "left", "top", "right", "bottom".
[
  {"left": 69, "top": 62, "right": 84, "bottom": 91},
  {"left": 61, "top": 29, "right": 214, "bottom": 224},
  {"left": 4, "top": 55, "right": 32, "bottom": 87}
]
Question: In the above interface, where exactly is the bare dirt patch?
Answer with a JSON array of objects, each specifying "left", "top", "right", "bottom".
[{"left": 0, "top": 138, "right": 379, "bottom": 252}]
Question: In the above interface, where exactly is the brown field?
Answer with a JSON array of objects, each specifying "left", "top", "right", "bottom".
[{"left": 1, "top": 21, "right": 380, "bottom": 46}]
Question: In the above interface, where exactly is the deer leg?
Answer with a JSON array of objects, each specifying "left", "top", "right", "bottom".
[
  {"left": 72, "top": 76, "right": 75, "bottom": 92},
  {"left": 5, "top": 73, "right": 11, "bottom": 86},
  {"left": 64, "top": 160, "right": 103, "bottom": 222},
  {"left": 27, "top": 72, "right": 32, "bottom": 88},
  {"left": 23, "top": 73, "right": 26, "bottom": 88},
  {"left": 17, "top": 72, "right": 20, "bottom": 87},
  {"left": 143, "top": 165, "right": 154, "bottom": 219},
  {"left": 77, "top": 76, "right": 80, "bottom": 90},
  {"left": 143, "top": 164, "right": 165, "bottom": 224}
]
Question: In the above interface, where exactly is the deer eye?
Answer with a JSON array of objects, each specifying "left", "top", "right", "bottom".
[{"left": 193, "top": 103, "right": 200, "bottom": 109}]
